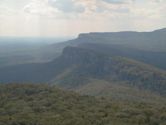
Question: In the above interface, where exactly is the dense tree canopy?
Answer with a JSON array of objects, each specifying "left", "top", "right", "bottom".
[{"left": 0, "top": 84, "right": 165, "bottom": 125}]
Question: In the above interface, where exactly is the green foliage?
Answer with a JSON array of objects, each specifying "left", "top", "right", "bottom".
[
  {"left": 111, "top": 57, "right": 166, "bottom": 95},
  {"left": 0, "top": 84, "right": 165, "bottom": 125},
  {"left": 56, "top": 47, "right": 166, "bottom": 96}
]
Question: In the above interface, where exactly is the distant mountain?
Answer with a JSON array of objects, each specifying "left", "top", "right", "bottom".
[
  {"left": 77, "top": 28, "right": 166, "bottom": 52},
  {"left": 32, "top": 28, "right": 166, "bottom": 70},
  {"left": 0, "top": 37, "right": 72, "bottom": 68},
  {"left": 0, "top": 28, "right": 166, "bottom": 69},
  {"left": 1, "top": 29, "right": 166, "bottom": 125},
  {"left": 62, "top": 28, "right": 166, "bottom": 70},
  {"left": 53, "top": 47, "right": 166, "bottom": 96},
  {"left": 0, "top": 28, "right": 166, "bottom": 102},
  {"left": 0, "top": 46, "right": 166, "bottom": 96}
]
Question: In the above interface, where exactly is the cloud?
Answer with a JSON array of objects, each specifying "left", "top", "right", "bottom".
[
  {"left": 22, "top": 0, "right": 133, "bottom": 18},
  {"left": 48, "top": 0, "right": 85, "bottom": 13},
  {"left": 22, "top": 0, "right": 86, "bottom": 18},
  {"left": 0, "top": 6, "right": 15, "bottom": 15},
  {"left": 102, "top": 0, "right": 128, "bottom": 4},
  {"left": 0, "top": 0, "right": 166, "bottom": 37},
  {"left": 23, "top": 0, "right": 60, "bottom": 17}
]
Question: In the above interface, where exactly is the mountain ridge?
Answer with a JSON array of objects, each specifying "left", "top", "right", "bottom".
[
  {"left": 78, "top": 27, "right": 166, "bottom": 37},
  {"left": 1, "top": 46, "right": 166, "bottom": 95}
]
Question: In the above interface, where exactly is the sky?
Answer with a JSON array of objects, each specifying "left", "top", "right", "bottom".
[{"left": 0, "top": 0, "right": 165, "bottom": 37}]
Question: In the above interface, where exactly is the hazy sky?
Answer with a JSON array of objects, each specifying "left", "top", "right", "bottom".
[{"left": 0, "top": 0, "right": 165, "bottom": 37}]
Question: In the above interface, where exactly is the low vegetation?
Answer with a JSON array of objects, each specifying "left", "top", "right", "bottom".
[{"left": 0, "top": 84, "right": 166, "bottom": 125}]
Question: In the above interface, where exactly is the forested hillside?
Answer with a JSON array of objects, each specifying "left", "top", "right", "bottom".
[
  {"left": 0, "top": 46, "right": 166, "bottom": 96},
  {"left": 55, "top": 47, "right": 166, "bottom": 96},
  {"left": 0, "top": 84, "right": 166, "bottom": 125}
]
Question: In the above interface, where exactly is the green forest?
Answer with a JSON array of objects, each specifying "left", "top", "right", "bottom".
[{"left": 0, "top": 84, "right": 166, "bottom": 125}]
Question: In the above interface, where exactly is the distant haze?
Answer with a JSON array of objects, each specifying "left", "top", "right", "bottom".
[
  {"left": 0, "top": 0, "right": 165, "bottom": 37},
  {"left": 0, "top": 37, "right": 73, "bottom": 44}
]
